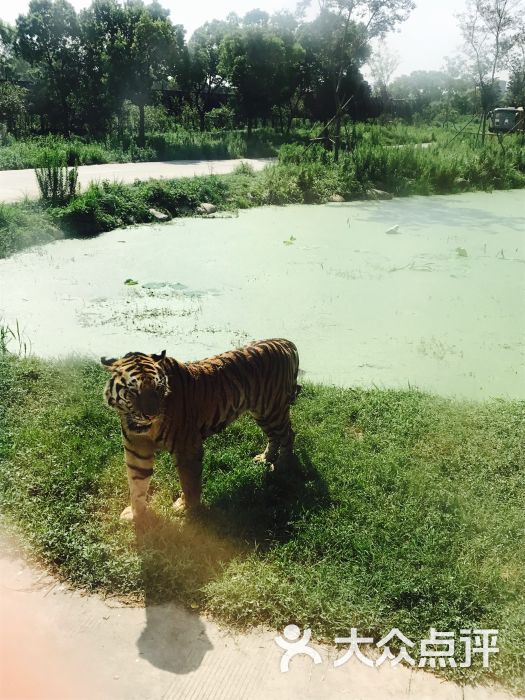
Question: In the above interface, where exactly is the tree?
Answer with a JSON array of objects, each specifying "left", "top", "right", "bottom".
[
  {"left": 368, "top": 45, "right": 399, "bottom": 100},
  {"left": 0, "top": 21, "right": 15, "bottom": 79},
  {"left": 268, "top": 13, "right": 306, "bottom": 132},
  {"left": 506, "top": 20, "right": 525, "bottom": 105},
  {"left": 0, "top": 83, "right": 28, "bottom": 136},
  {"left": 15, "top": 0, "right": 81, "bottom": 134},
  {"left": 79, "top": 0, "right": 184, "bottom": 144},
  {"left": 458, "top": 0, "right": 524, "bottom": 139},
  {"left": 185, "top": 20, "right": 232, "bottom": 131},
  {"left": 219, "top": 23, "right": 288, "bottom": 135},
  {"left": 76, "top": 0, "right": 125, "bottom": 138},
  {"left": 298, "top": 0, "right": 415, "bottom": 158},
  {"left": 118, "top": 1, "right": 184, "bottom": 145},
  {"left": 299, "top": 10, "right": 369, "bottom": 125}
]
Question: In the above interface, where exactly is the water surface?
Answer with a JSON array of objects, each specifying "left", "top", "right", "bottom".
[{"left": 1, "top": 190, "right": 524, "bottom": 399}]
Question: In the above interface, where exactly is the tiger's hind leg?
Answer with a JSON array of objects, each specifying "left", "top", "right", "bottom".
[
  {"left": 253, "top": 406, "right": 295, "bottom": 469},
  {"left": 252, "top": 416, "right": 280, "bottom": 466}
]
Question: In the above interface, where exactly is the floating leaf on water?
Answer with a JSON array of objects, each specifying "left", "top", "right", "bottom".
[
  {"left": 124, "top": 278, "right": 139, "bottom": 285},
  {"left": 456, "top": 247, "right": 468, "bottom": 258}
]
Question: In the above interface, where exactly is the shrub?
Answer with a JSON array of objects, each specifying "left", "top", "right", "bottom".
[
  {"left": 256, "top": 166, "right": 302, "bottom": 205},
  {"left": 35, "top": 157, "right": 79, "bottom": 206},
  {"left": 0, "top": 202, "right": 62, "bottom": 258},
  {"left": 52, "top": 181, "right": 152, "bottom": 236}
]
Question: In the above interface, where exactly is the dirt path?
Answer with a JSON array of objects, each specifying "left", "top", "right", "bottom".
[
  {"left": 0, "top": 537, "right": 516, "bottom": 700},
  {"left": 0, "top": 158, "right": 274, "bottom": 203}
]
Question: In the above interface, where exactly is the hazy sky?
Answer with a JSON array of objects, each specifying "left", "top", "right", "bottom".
[{"left": 0, "top": 0, "right": 466, "bottom": 78}]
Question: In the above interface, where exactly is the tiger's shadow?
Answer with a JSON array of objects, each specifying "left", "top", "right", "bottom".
[
  {"left": 202, "top": 451, "right": 331, "bottom": 544},
  {"left": 133, "top": 450, "right": 329, "bottom": 673},
  {"left": 136, "top": 449, "right": 330, "bottom": 590}
]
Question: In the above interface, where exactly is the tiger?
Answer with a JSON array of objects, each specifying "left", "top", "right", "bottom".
[{"left": 101, "top": 338, "right": 300, "bottom": 522}]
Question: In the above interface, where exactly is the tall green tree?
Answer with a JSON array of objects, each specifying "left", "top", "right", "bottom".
[
  {"left": 298, "top": 0, "right": 415, "bottom": 158},
  {"left": 218, "top": 11, "right": 307, "bottom": 134},
  {"left": 185, "top": 19, "right": 233, "bottom": 131},
  {"left": 506, "top": 19, "right": 525, "bottom": 106},
  {"left": 0, "top": 83, "right": 28, "bottom": 136},
  {"left": 122, "top": 1, "right": 184, "bottom": 145},
  {"left": 269, "top": 13, "right": 307, "bottom": 133},
  {"left": 15, "top": 0, "right": 81, "bottom": 134},
  {"left": 83, "top": 0, "right": 186, "bottom": 145},
  {"left": 0, "top": 21, "right": 15, "bottom": 79},
  {"left": 77, "top": 0, "right": 128, "bottom": 138},
  {"left": 219, "top": 24, "right": 287, "bottom": 134}
]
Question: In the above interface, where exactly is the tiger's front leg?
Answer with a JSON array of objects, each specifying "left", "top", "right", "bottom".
[
  {"left": 172, "top": 444, "right": 203, "bottom": 515},
  {"left": 121, "top": 439, "right": 155, "bottom": 522}
]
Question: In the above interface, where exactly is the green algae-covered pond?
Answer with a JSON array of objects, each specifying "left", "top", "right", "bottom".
[{"left": 1, "top": 190, "right": 524, "bottom": 399}]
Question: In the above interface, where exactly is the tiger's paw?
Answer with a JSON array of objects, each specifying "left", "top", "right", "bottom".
[
  {"left": 172, "top": 496, "right": 186, "bottom": 515},
  {"left": 120, "top": 505, "right": 134, "bottom": 522},
  {"left": 253, "top": 453, "right": 275, "bottom": 471},
  {"left": 120, "top": 505, "right": 150, "bottom": 524}
]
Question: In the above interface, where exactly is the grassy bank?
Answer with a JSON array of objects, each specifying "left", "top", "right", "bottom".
[
  {"left": 1, "top": 133, "right": 525, "bottom": 259},
  {"left": 0, "top": 202, "right": 62, "bottom": 258},
  {"left": 0, "top": 354, "right": 524, "bottom": 691},
  {"left": 0, "top": 129, "right": 298, "bottom": 170},
  {"left": 0, "top": 121, "right": 477, "bottom": 170}
]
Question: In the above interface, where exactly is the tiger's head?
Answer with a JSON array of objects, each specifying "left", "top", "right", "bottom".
[{"left": 101, "top": 351, "right": 171, "bottom": 431}]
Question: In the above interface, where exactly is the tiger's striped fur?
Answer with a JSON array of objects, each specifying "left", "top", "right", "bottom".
[{"left": 101, "top": 339, "right": 300, "bottom": 521}]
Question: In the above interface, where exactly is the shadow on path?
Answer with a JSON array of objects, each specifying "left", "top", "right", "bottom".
[
  {"left": 137, "top": 602, "right": 213, "bottom": 674},
  {"left": 132, "top": 451, "right": 330, "bottom": 673}
]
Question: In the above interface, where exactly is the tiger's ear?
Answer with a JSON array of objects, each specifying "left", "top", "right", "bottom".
[
  {"left": 152, "top": 350, "right": 166, "bottom": 362},
  {"left": 100, "top": 356, "right": 117, "bottom": 370}
]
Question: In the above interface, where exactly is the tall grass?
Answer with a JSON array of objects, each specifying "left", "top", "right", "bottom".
[
  {"left": 0, "top": 129, "right": 302, "bottom": 171},
  {"left": 0, "top": 320, "right": 30, "bottom": 356},
  {"left": 0, "top": 202, "right": 62, "bottom": 258},
  {"left": 0, "top": 136, "right": 130, "bottom": 170},
  {"left": 279, "top": 135, "right": 525, "bottom": 196},
  {"left": 35, "top": 158, "right": 79, "bottom": 206}
]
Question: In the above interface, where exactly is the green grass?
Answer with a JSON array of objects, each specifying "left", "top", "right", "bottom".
[
  {"left": 0, "top": 129, "right": 299, "bottom": 171},
  {"left": 279, "top": 137, "right": 525, "bottom": 197},
  {"left": 0, "top": 135, "right": 131, "bottom": 170},
  {"left": 0, "top": 202, "right": 62, "bottom": 258},
  {"left": 0, "top": 354, "right": 523, "bottom": 691}
]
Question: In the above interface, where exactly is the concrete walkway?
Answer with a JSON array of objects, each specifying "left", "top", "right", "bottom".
[
  {"left": 0, "top": 158, "right": 274, "bottom": 203},
  {"left": 0, "top": 537, "right": 517, "bottom": 700}
]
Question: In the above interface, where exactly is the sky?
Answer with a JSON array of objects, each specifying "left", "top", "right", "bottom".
[{"left": 0, "top": 0, "right": 466, "bottom": 79}]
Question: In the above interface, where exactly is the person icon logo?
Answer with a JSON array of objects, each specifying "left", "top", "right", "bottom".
[{"left": 274, "top": 624, "right": 322, "bottom": 672}]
